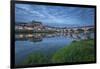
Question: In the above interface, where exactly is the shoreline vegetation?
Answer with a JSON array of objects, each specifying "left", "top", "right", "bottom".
[
  {"left": 15, "top": 30, "right": 59, "bottom": 34},
  {"left": 15, "top": 28, "right": 94, "bottom": 34},
  {"left": 20, "top": 39, "right": 95, "bottom": 65}
]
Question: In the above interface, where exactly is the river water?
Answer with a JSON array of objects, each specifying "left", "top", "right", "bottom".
[{"left": 15, "top": 32, "right": 94, "bottom": 65}]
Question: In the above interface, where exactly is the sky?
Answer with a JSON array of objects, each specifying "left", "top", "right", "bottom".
[{"left": 15, "top": 4, "right": 95, "bottom": 27}]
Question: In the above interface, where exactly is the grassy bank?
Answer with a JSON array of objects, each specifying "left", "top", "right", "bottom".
[
  {"left": 52, "top": 39, "right": 95, "bottom": 63},
  {"left": 22, "top": 52, "right": 49, "bottom": 65},
  {"left": 21, "top": 39, "right": 95, "bottom": 65}
]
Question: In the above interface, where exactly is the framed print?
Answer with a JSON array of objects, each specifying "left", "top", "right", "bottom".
[{"left": 11, "top": 1, "right": 96, "bottom": 68}]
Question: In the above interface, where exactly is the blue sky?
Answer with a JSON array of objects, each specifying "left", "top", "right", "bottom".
[{"left": 15, "top": 4, "right": 95, "bottom": 27}]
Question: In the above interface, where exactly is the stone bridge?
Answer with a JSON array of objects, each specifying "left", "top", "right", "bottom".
[{"left": 62, "top": 26, "right": 94, "bottom": 33}]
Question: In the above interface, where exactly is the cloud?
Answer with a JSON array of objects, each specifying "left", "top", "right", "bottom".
[{"left": 15, "top": 4, "right": 95, "bottom": 27}]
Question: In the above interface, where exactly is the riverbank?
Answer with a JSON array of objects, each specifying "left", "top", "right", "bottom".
[
  {"left": 52, "top": 39, "right": 95, "bottom": 63},
  {"left": 20, "top": 39, "right": 95, "bottom": 65}
]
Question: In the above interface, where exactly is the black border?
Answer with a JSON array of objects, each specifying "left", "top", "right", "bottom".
[{"left": 11, "top": 1, "right": 97, "bottom": 68}]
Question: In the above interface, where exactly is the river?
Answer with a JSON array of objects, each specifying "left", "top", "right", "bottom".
[{"left": 15, "top": 32, "right": 94, "bottom": 65}]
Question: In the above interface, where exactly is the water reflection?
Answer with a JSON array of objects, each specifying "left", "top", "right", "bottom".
[{"left": 15, "top": 32, "right": 94, "bottom": 42}]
